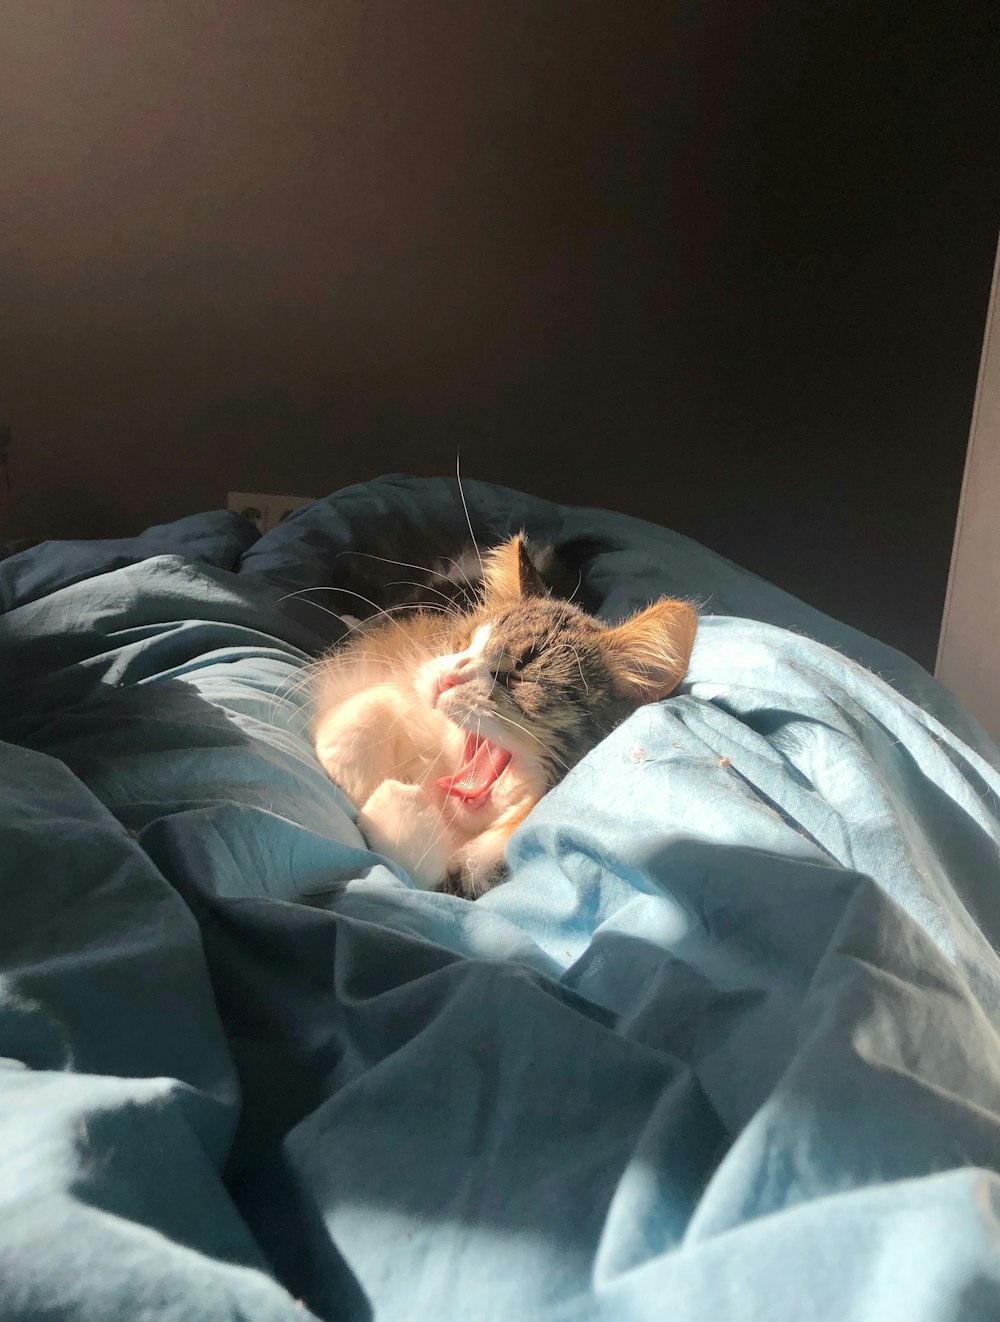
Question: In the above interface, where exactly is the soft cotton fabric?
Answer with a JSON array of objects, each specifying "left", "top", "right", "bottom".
[{"left": 2, "top": 475, "right": 1000, "bottom": 1321}]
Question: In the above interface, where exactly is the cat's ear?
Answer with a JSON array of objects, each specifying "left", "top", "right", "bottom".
[
  {"left": 602, "top": 600, "right": 697, "bottom": 702},
  {"left": 482, "top": 535, "right": 547, "bottom": 599}
]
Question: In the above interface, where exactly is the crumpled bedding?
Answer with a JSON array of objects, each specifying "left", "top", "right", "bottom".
[{"left": 2, "top": 474, "right": 1000, "bottom": 1321}]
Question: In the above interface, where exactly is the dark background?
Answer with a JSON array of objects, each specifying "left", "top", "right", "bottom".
[{"left": 0, "top": 1, "right": 997, "bottom": 667}]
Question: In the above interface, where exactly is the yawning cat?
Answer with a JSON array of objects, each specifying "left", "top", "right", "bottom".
[{"left": 313, "top": 535, "right": 697, "bottom": 896}]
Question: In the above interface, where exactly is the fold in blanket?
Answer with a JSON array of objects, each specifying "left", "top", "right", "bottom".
[{"left": 2, "top": 475, "right": 1000, "bottom": 1321}]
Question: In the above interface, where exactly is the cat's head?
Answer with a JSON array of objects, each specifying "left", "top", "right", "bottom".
[{"left": 416, "top": 534, "right": 697, "bottom": 789}]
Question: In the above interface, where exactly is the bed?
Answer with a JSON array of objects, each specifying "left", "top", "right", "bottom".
[{"left": 3, "top": 473, "right": 1000, "bottom": 1321}]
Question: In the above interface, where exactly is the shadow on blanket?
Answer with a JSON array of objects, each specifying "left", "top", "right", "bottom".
[{"left": 10, "top": 665, "right": 1000, "bottom": 1321}]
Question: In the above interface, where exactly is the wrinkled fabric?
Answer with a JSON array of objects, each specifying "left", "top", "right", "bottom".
[{"left": 2, "top": 475, "right": 1000, "bottom": 1321}]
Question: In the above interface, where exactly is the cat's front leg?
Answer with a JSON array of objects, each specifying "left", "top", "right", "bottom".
[
  {"left": 445, "top": 799, "right": 537, "bottom": 898},
  {"left": 443, "top": 837, "right": 507, "bottom": 898},
  {"left": 358, "top": 780, "right": 457, "bottom": 891},
  {"left": 314, "top": 685, "right": 409, "bottom": 807}
]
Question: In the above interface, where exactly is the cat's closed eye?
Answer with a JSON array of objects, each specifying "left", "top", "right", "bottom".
[
  {"left": 494, "top": 644, "right": 541, "bottom": 686},
  {"left": 513, "top": 645, "right": 541, "bottom": 672}
]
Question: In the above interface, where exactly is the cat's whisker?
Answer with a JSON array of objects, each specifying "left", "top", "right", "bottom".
[
  {"left": 266, "top": 735, "right": 329, "bottom": 777},
  {"left": 272, "top": 657, "right": 325, "bottom": 703},
  {"left": 322, "top": 556, "right": 469, "bottom": 620},
  {"left": 382, "top": 579, "right": 467, "bottom": 618},
  {"left": 485, "top": 665, "right": 500, "bottom": 701},
  {"left": 278, "top": 587, "right": 449, "bottom": 640},
  {"left": 568, "top": 644, "right": 590, "bottom": 695},
  {"left": 264, "top": 682, "right": 305, "bottom": 726},
  {"left": 281, "top": 677, "right": 320, "bottom": 715},
  {"left": 271, "top": 695, "right": 315, "bottom": 739},
  {"left": 266, "top": 663, "right": 325, "bottom": 730},
  {"left": 336, "top": 695, "right": 430, "bottom": 766},
  {"left": 336, "top": 548, "right": 476, "bottom": 593},
  {"left": 274, "top": 594, "right": 353, "bottom": 625},
  {"left": 273, "top": 658, "right": 338, "bottom": 729},
  {"left": 272, "top": 663, "right": 317, "bottom": 700},
  {"left": 437, "top": 553, "right": 477, "bottom": 593},
  {"left": 413, "top": 809, "right": 450, "bottom": 876},
  {"left": 413, "top": 777, "right": 455, "bottom": 876},
  {"left": 364, "top": 696, "right": 429, "bottom": 752},
  {"left": 456, "top": 450, "right": 486, "bottom": 584},
  {"left": 488, "top": 708, "right": 572, "bottom": 775},
  {"left": 276, "top": 584, "right": 396, "bottom": 621}
]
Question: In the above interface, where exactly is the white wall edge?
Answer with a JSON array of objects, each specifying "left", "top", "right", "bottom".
[{"left": 935, "top": 230, "right": 1000, "bottom": 738}]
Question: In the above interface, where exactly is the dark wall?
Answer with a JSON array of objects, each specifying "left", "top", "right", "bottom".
[{"left": 1, "top": 1, "right": 996, "bottom": 666}]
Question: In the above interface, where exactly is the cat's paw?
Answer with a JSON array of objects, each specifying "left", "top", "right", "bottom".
[
  {"left": 358, "top": 780, "right": 456, "bottom": 891},
  {"left": 443, "top": 833, "right": 509, "bottom": 898}
]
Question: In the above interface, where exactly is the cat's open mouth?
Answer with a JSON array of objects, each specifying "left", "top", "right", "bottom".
[{"left": 435, "top": 731, "right": 512, "bottom": 806}]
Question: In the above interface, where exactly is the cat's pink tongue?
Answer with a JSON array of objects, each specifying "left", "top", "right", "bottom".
[{"left": 435, "top": 732, "right": 512, "bottom": 804}]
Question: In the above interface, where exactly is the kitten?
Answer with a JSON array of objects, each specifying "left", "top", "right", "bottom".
[{"left": 313, "top": 535, "right": 697, "bottom": 896}]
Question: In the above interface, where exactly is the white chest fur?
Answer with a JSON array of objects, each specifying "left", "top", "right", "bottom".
[{"left": 312, "top": 633, "right": 540, "bottom": 893}]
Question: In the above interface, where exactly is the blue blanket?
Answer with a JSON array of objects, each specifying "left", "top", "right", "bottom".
[{"left": 3, "top": 475, "right": 1000, "bottom": 1320}]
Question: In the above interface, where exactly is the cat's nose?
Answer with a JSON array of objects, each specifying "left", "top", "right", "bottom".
[
  {"left": 438, "top": 669, "right": 467, "bottom": 694},
  {"left": 437, "top": 662, "right": 474, "bottom": 699}
]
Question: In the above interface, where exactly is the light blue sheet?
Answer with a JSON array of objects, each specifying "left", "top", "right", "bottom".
[{"left": 2, "top": 475, "right": 1000, "bottom": 1320}]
